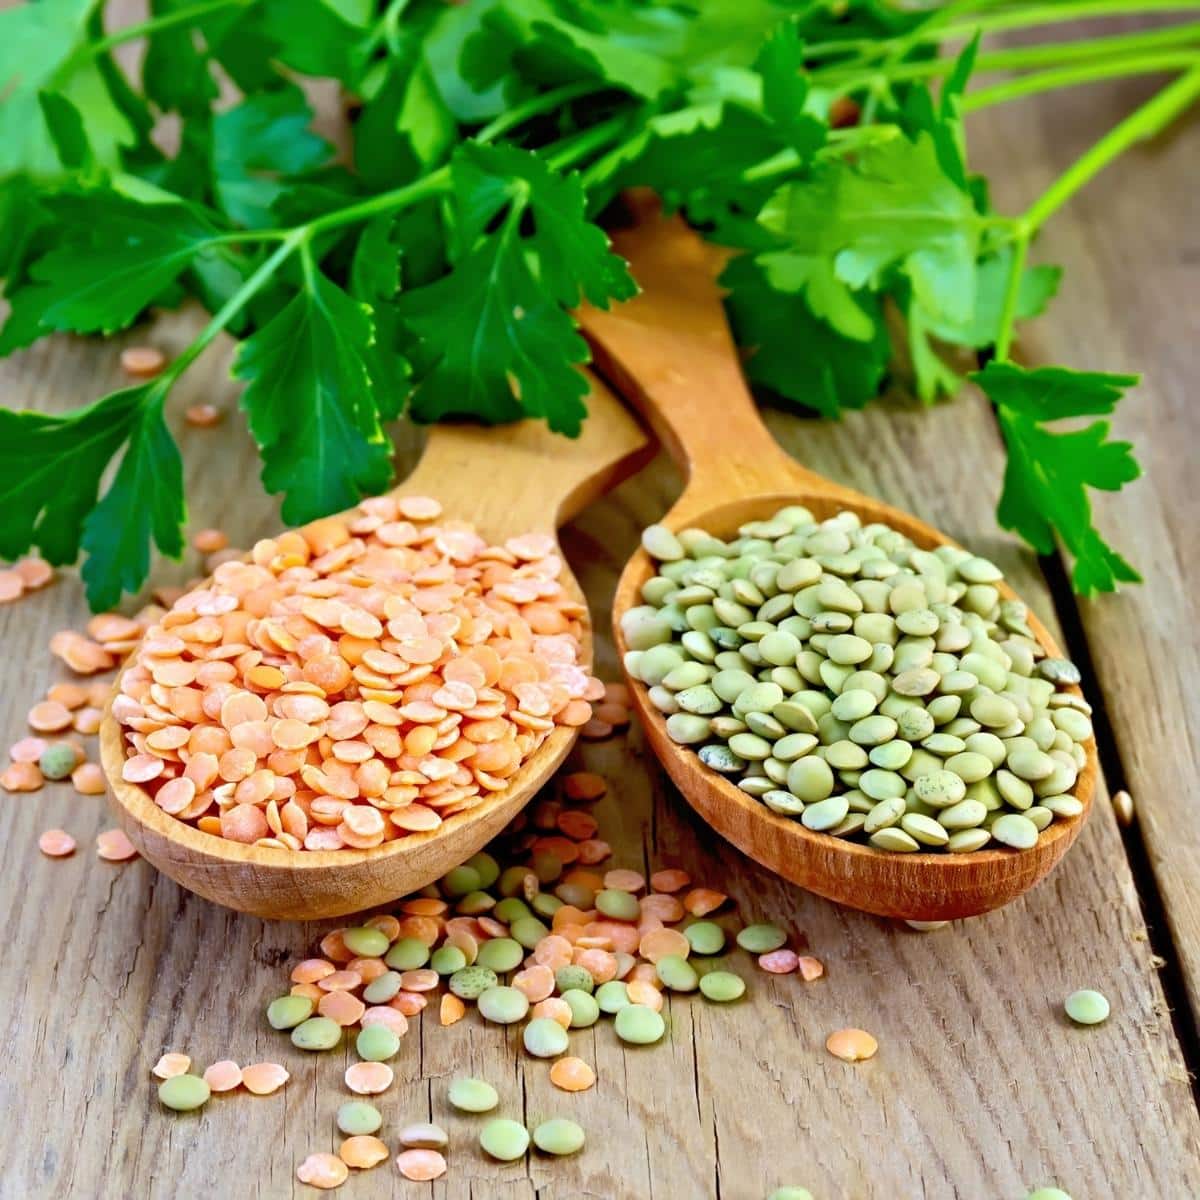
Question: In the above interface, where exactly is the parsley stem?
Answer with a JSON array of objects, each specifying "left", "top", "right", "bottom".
[
  {"left": 164, "top": 232, "right": 304, "bottom": 381},
  {"left": 992, "top": 233, "right": 1029, "bottom": 363},
  {"left": 303, "top": 166, "right": 451, "bottom": 236},
  {"left": 963, "top": 50, "right": 1200, "bottom": 111},
  {"left": 475, "top": 82, "right": 611, "bottom": 144},
  {"left": 1021, "top": 63, "right": 1200, "bottom": 233},
  {"left": 88, "top": 0, "right": 247, "bottom": 55},
  {"left": 544, "top": 114, "right": 631, "bottom": 171}
]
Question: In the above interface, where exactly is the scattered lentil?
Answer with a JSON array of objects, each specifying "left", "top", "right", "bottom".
[
  {"left": 158, "top": 1073, "right": 211, "bottom": 1111},
  {"left": 549, "top": 1056, "right": 595, "bottom": 1092},
  {"left": 826, "top": 1028, "right": 878, "bottom": 1062},
  {"left": 397, "top": 1122, "right": 447, "bottom": 1149},
  {"left": 153, "top": 1052, "right": 192, "bottom": 1079},
  {"left": 1064, "top": 989, "right": 1110, "bottom": 1026},
  {"left": 38, "top": 828, "right": 76, "bottom": 857},
  {"left": 395, "top": 1149, "right": 447, "bottom": 1181},
  {"left": 296, "top": 1152, "right": 348, "bottom": 1189},
  {"left": 533, "top": 1117, "right": 585, "bottom": 1156},
  {"left": 448, "top": 1077, "right": 499, "bottom": 1113},
  {"left": 344, "top": 1062, "right": 393, "bottom": 1095},
  {"left": 339, "top": 1135, "right": 389, "bottom": 1169},
  {"left": 699, "top": 971, "right": 746, "bottom": 1002},
  {"left": 242, "top": 1062, "right": 289, "bottom": 1095},
  {"left": 479, "top": 1118, "right": 531, "bottom": 1161},
  {"left": 203, "top": 1060, "right": 243, "bottom": 1092}
]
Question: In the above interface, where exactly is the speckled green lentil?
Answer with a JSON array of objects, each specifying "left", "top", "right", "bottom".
[
  {"left": 356, "top": 1024, "right": 401, "bottom": 1062},
  {"left": 448, "top": 1077, "right": 499, "bottom": 1113},
  {"left": 480, "top": 1118, "right": 531, "bottom": 1161},
  {"left": 555, "top": 965, "right": 594, "bottom": 994},
  {"left": 627, "top": 507, "right": 1092, "bottom": 855},
  {"left": 158, "top": 1074, "right": 210, "bottom": 1111},
  {"left": 533, "top": 1117, "right": 586, "bottom": 1156},
  {"left": 267, "top": 994, "right": 313, "bottom": 1030},
  {"left": 449, "top": 965, "right": 499, "bottom": 999},
  {"left": 290, "top": 1016, "right": 341, "bottom": 1051},
  {"left": 337, "top": 1101, "right": 382, "bottom": 1135}
]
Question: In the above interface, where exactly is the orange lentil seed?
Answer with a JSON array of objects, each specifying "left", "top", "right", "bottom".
[
  {"left": 345, "top": 1062, "right": 393, "bottom": 1095},
  {"left": 340, "top": 1135, "right": 389, "bottom": 1169},
  {"left": 28, "top": 701, "right": 73, "bottom": 733},
  {"left": 296, "top": 1152, "right": 349, "bottom": 1190},
  {"left": 242, "top": 1062, "right": 290, "bottom": 1095},
  {"left": 38, "top": 829, "right": 76, "bottom": 857},
  {"left": 650, "top": 868, "right": 690, "bottom": 893},
  {"left": 203, "top": 1061, "right": 243, "bottom": 1092},
  {"left": 152, "top": 1053, "right": 191, "bottom": 1079},
  {"left": 120, "top": 346, "right": 166, "bottom": 378},
  {"left": 2, "top": 762, "right": 43, "bottom": 792},
  {"left": 395, "top": 1149, "right": 447, "bottom": 1182},
  {"left": 826, "top": 1028, "right": 878, "bottom": 1063},
  {"left": 71, "top": 763, "right": 106, "bottom": 795},
  {"left": 798, "top": 956, "right": 825, "bottom": 982},
  {"left": 440, "top": 993, "right": 466, "bottom": 1025},
  {"left": 0, "top": 571, "right": 24, "bottom": 603},
  {"left": 184, "top": 403, "right": 223, "bottom": 427},
  {"left": 96, "top": 828, "right": 138, "bottom": 861},
  {"left": 549, "top": 1056, "right": 596, "bottom": 1092}
]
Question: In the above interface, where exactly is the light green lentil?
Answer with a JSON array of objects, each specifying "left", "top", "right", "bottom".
[
  {"left": 39, "top": 743, "right": 77, "bottom": 780},
  {"left": 466, "top": 851, "right": 500, "bottom": 889},
  {"left": 638, "top": 506, "right": 1091, "bottom": 856},
  {"left": 474, "top": 937, "right": 524, "bottom": 973},
  {"left": 685, "top": 921, "right": 727, "bottom": 955},
  {"left": 561, "top": 988, "right": 600, "bottom": 1027},
  {"left": 768, "top": 1189, "right": 814, "bottom": 1200},
  {"left": 267, "top": 994, "right": 314, "bottom": 1030},
  {"left": 477, "top": 984, "right": 530, "bottom": 1022},
  {"left": 991, "top": 813, "right": 1040, "bottom": 849},
  {"left": 362, "top": 971, "right": 403, "bottom": 1004},
  {"left": 337, "top": 1101, "right": 382, "bottom": 1135},
  {"left": 448, "top": 1077, "right": 499, "bottom": 1113},
  {"left": 656, "top": 954, "right": 699, "bottom": 992},
  {"left": 385, "top": 938, "right": 431, "bottom": 971},
  {"left": 555, "top": 965, "right": 594, "bottom": 994},
  {"left": 291, "top": 1016, "right": 341, "bottom": 1051},
  {"left": 614, "top": 1004, "right": 667, "bottom": 1045},
  {"left": 736, "top": 924, "right": 787, "bottom": 954},
  {"left": 430, "top": 945, "right": 467, "bottom": 975},
  {"left": 699, "top": 971, "right": 746, "bottom": 1002},
  {"left": 158, "top": 1074, "right": 210, "bottom": 1111},
  {"left": 493, "top": 897, "right": 532, "bottom": 925},
  {"left": 441, "top": 865, "right": 482, "bottom": 897},
  {"left": 509, "top": 916, "right": 550, "bottom": 949},
  {"left": 533, "top": 1117, "right": 586, "bottom": 1156},
  {"left": 480, "top": 1117, "right": 531, "bottom": 1162},
  {"left": 356, "top": 1024, "right": 401, "bottom": 1062},
  {"left": 1025, "top": 1190, "right": 1072, "bottom": 1200},
  {"left": 1064, "top": 989, "right": 1110, "bottom": 1025},
  {"left": 595, "top": 980, "right": 632, "bottom": 1014},
  {"left": 524, "top": 1017, "right": 571, "bottom": 1057}
]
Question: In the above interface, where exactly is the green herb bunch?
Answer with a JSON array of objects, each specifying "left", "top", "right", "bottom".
[{"left": 2, "top": 0, "right": 1196, "bottom": 608}]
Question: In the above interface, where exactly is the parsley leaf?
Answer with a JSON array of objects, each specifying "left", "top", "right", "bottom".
[
  {"left": 0, "top": 192, "right": 217, "bottom": 352},
  {"left": 0, "top": 382, "right": 186, "bottom": 608},
  {"left": 755, "top": 19, "right": 825, "bottom": 160},
  {"left": 974, "top": 362, "right": 1142, "bottom": 594},
  {"left": 142, "top": 0, "right": 218, "bottom": 116},
  {"left": 212, "top": 87, "right": 332, "bottom": 229},
  {"left": 234, "top": 264, "right": 394, "bottom": 524},
  {"left": 80, "top": 387, "right": 187, "bottom": 609},
  {"left": 759, "top": 129, "right": 980, "bottom": 334},
  {"left": 401, "top": 143, "right": 635, "bottom": 433}
]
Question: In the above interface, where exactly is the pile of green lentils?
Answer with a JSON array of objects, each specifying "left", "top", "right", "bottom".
[{"left": 622, "top": 507, "right": 1093, "bottom": 854}]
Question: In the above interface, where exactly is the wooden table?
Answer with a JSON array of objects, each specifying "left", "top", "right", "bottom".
[{"left": 2, "top": 41, "right": 1198, "bottom": 1200}]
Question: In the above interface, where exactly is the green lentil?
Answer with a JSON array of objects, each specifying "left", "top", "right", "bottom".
[
  {"left": 39, "top": 743, "right": 77, "bottom": 780},
  {"left": 356, "top": 1024, "right": 401, "bottom": 1062},
  {"left": 638, "top": 506, "right": 1091, "bottom": 855},
  {"left": 430, "top": 945, "right": 467, "bottom": 975},
  {"left": 385, "top": 938, "right": 430, "bottom": 971},
  {"left": 480, "top": 1118, "right": 531, "bottom": 1161},
  {"left": 533, "top": 1117, "right": 586, "bottom": 1156},
  {"left": 362, "top": 972, "right": 403, "bottom": 1004},
  {"left": 448, "top": 1077, "right": 499, "bottom": 1113},
  {"left": 475, "top": 937, "right": 524, "bottom": 973},
  {"left": 337, "top": 1101, "right": 382, "bottom": 1136},
  {"left": 1064, "top": 989, "right": 1110, "bottom": 1025},
  {"left": 509, "top": 916, "right": 550, "bottom": 949},
  {"left": 595, "top": 980, "right": 632, "bottom": 1013},
  {"left": 343, "top": 926, "right": 390, "bottom": 959},
  {"left": 555, "top": 965, "right": 595, "bottom": 994},
  {"left": 596, "top": 888, "right": 642, "bottom": 921},
  {"left": 266, "top": 994, "right": 314, "bottom": 1030},
  {"left": 699, "top": 971, "right": 746, "bottom": 1002},
  {"left": 290, "top": 1016, "right": 341, "bottom": 1051},
  {"left": 524, "top": 1017, "right": 571, "bottom": 1057},
  {"left": 656, "top": 954, "right": 699, "bottom": 992},
  {"left": 614, "top": 1004, "right": 667, "bottom": 1045},
  {"left": 685, "top": 921, "right": 727, "bottom": 955},
  {"left": 466, "top": 851, "right": 500, "bottom": 889},
  {"left": 158, "top": 1074, "right": 210, "bottom": 1112},
  {"left": 736, "top": 924, "right": 787, "bottom": 954},
  {"left": 561, "top": 988, "right": 600, "bottom": 1027},
  {"left": 449, "top": 965, "right": 499, "bottom": 999},
  {"left": 477, "top": 986, "right": 530, "bottom": 1025}
]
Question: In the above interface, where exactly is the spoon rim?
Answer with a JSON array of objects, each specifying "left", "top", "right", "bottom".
[{"left": 614, "top": 488, "right": 1095, "bottom": 873}]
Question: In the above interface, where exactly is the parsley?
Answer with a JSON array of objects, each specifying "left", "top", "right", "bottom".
[{"left": 1, "top": 0, "right": 1195, "bottom": 606}]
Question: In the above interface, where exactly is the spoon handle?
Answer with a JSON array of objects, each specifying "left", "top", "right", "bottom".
[
  {"left": 397, "top": 368, "right": 651, "bottom": 539},
  {"left": 578, "top": 198, "right": 829, "bottom": 524}
]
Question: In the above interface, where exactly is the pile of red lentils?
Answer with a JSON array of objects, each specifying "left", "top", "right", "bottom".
[{"left": 111, "top": 496, "right": 612, "bottom": 849}]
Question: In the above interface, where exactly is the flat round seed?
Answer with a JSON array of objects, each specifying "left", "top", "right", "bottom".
[
  {"left": 343, "top": 927, "right": 389, "bottom": 958},
  {"left": 1064, "top": 988, "right": 1110, "bottom": 1025},
  {"left": 826, "top": 1028, "right": 878, "bottom": 1062},
  {"left": 296, "top": 1152, "right": 349, "bottom": 1190},
  {"left": 991, "top": 813, "right": 1040, "bottom": 850},
  {"left": 478, "top": 985, "right": 530, "bottom": 1024},
  {"left": 395, "top": 1149, "right": 447, "bottom": 1182},
  {"left": 736, "top": 923, "right": 787, "bottom": 954},
  {"left": 337, "top": 1101, "right": 383, "bottom": 1136},
  {"left": 356, "top": 1024, "right": 401, "bottom": 1062},
  {"left": 38, "top": 828, "right": 76, "bottom": 857},
  {"left": 475, "top": 937, "right": 524, "bottom": 973},
  {"left": 758, "top": 949, "right": 799, "bottom": 975},
  {"left": 533, "top": 1117, "right": 586, "bottom": 1156},
  {"left": 1025, "top": 1190, "right": 1072, "bottom": 1200},
  {"left": 550, "top": 1056, "right": 596, "bottom": 1092},
  {"left": 158, "top": 1074, "right": 210, "bottom": 1111},
  {"left": 684, "top": 921, "right": 726, "bottom": 955},
  {"left": 242, "top": 1062, "right": 289, "bottom": 1095},
  {"left": 345, "top": 1062, "right": 394, "bottom": 1095},
  {"left": 291, "top": 1017, "right": 342, "bottom": 1051},
  {"left": 384, "top": 938, "right": 430, "bottom": 970},
  {"left": 448, "top": 1077, "right": 499, "bottom": 1113},
  {"left": 449, "top": 965, "right": 499, "bottom": 999},
  {"left": 561, "top": 989, "right": 600, "bottom": 1028},
  {"left": 397, "top": 1122, "right": 448, "bottom": 1149},
  {"left": 614, "top": 1004, "right": 666, "bottom": 1045},
  {"left": 480, "top": 1118, "right": 531, "bottom": 1162},
  {"left": 153, "top": 1052, "right": 191, "bottom": 1079},
  {"left": 595, "top": 980, "right": 631, "bottom": 1013},
  {"left": 699, "top": 970, "right": 746, "bottom": 1002},
  {"left": 340, "top": 1135, "right": 389, "bottom": 1169},
  {"left": 524, "top": 1016, "right": 571, "bottom": 1058},
  {"left": 655, "top": 954, "right": 698, "bottom": 992},
  {"left": 267, "top": 994, "right": 315, "bottom": 1030},
  {"left": 203, "top": 1060, "right": 243, "bottom": 1092}
]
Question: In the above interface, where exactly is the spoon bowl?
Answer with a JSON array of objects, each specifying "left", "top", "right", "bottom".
[
  {"left": 100, "top": 372, "right": 650, "bottom": 920},
  {"left": 578, "top": 203, "right": 1095, "bottom": 921}
]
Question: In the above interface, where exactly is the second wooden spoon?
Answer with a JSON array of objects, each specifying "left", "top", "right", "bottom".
[{"left": 578, "top": 204, "right": 1095, "bottom": 921}]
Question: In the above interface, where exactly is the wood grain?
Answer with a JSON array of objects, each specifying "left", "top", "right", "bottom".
[
  {"left": 579, "top": 208, "right": 1094, "bottom": 921},
  {"left": 1, "top": 17, "right": 1199, "bottom": 1200},
  {"left": 100, "top": 370, "right": 651, "bottom": 920}
]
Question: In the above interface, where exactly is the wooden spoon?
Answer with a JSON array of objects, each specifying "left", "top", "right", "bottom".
[
  {"left": 100, "top": 372, "right": 650, "bottom": 920},
  {"left": 577, "top": 204, "right": 1095, "bottom": 921}
]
